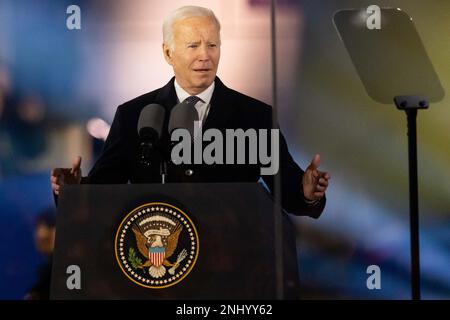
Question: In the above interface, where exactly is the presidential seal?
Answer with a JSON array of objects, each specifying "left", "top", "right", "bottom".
[{"left": 115, "top": 202, "right": 199, "bottom": 289}]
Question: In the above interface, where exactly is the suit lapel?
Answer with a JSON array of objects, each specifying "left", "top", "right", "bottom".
[
  {"left": 151, "top": 78, "right": 178, "bottom": 149},
  {"left": 154, "top": 76, "right": 236, "bottom": 131},
  {"left": 154, "top": 77, "right": 178, "bottom": 112},
  {"left": 203, "top": 77, "right": 236, "bottom": 130}
]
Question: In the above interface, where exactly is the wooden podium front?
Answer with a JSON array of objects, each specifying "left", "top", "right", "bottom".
[{"left": 50, "top": 183, "right": 299, "bottom": 299}]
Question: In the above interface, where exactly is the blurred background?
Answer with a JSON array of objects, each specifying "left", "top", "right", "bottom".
[{"left": 0, "top": 0, "right": 448, "bottom": 299}]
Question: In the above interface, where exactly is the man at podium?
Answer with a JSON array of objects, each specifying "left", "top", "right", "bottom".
[{"left": 50, "top": 5, "right": 330, "bottom": 219}]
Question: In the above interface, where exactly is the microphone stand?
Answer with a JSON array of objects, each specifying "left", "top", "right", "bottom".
[
  {"left": 160, "top": 160, "right": 167, "bottom": 184},
  {"left": 139, "top": 134, "right": 167, "bottom": 183}
]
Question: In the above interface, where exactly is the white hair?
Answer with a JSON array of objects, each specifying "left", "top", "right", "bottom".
[{"left": 163, "top": 6, "right": 221, "bottom": 53}]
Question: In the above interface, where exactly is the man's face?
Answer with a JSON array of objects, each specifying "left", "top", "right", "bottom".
[
  {"left": 163, "top": 16, "right": 220, "bottom": 95},
  {"left": 34, "top": 224, "right": 55, "bottom": 256}
]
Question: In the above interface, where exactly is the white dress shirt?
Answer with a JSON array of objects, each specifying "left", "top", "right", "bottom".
[{"left": 174, "top": 79, "right": 215, "bottom": 124}]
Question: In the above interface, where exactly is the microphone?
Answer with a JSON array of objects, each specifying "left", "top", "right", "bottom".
[
  {"left": 168, "top": 101, "right": 199, "bottom": 139},
  {"left": 167, "top": 101, "right": 200, "bottom": 181},
  {"left": 137, "top": 104, "right": 165, "bottom": 166}
]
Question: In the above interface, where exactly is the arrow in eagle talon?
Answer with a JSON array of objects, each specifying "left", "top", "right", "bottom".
[{"left": 168, "top": 249, "right": 188, "bottom": 275}]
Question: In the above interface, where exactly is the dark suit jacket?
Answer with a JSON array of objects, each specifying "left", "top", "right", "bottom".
[{"left": 87, "top": 77, "right": 325, "bottom": 218}]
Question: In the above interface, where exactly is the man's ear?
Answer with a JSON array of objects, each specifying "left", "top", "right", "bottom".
[{"left": 162, "top": 43, "right": 172, "bottom": 65}]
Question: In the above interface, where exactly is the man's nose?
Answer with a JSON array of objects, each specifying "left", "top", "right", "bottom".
[{"left": 197, "top": 45, "right": 210, "bottom": 61}]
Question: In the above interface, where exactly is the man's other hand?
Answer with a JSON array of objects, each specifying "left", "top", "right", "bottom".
[
  {"left": 302, "top": 154, "right": 330, "bottom": 202},
  {"left": 50, "top": 156, "right": 82, "bottom": 195}
]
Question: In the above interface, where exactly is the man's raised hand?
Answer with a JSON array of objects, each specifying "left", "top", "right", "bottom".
[
  {"left": 302, "top": 154, "right": 330, "bottom": 202},
  {"left": 50, "top": 156, "right": 82, "bottom": 195}
]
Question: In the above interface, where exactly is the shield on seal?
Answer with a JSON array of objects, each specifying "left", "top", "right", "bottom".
[{"left": 149, "top": 247, "right": 166, "bottom": 267}]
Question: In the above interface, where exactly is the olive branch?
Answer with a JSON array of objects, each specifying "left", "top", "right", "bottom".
[{"left": 128, "top": 247, "right": 143, "bottom": 269}]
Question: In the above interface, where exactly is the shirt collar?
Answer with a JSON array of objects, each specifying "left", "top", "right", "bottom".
[{"left": 174, "top": 79, "right": 215, "bottom": 105}]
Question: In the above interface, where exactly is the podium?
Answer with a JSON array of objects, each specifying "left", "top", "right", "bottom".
[{"left": 50, "top": 183, "right": 300, "bottom": 299}]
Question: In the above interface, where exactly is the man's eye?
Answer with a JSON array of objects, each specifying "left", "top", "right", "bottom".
[
  {"left": 209, "top": 44, "right": 217, "bottom": 48},
  {"left": 188, "top": 44, "right": 198, "bottom": 48}
]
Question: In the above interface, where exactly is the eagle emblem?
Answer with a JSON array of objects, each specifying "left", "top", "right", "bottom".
[
  {"left": 132, "top": 219, "right": 187, "bottom": 278},
  {"left": 115, "top": 202, "right": 199, "bottom": 289}
]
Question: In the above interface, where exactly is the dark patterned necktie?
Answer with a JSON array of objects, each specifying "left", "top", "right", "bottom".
[
  {"left": 182, "top": 95, "right": 202, "bottom": 123},
  {"left": 181, "top": 96, "right": 202, "bottom": 138},
  {"left": 182, "top": 96, "right": 201, "bottom": 114}
]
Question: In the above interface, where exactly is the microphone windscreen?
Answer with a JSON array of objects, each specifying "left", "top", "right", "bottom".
[
  {"left": 137, "top": 104, "right": 165, "bottom": 139},
  {"left": 168, "top": 102, "right": 199, "bottom": 138}
]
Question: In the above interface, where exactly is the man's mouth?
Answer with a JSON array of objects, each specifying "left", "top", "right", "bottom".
[{"left": 193, "top": 68, "right": 211, "bottom": 73}]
